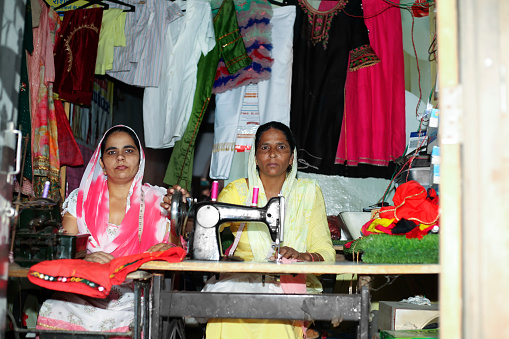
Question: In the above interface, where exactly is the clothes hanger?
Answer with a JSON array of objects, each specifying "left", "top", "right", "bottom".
[
  {"left": 54, "top": 0, "right": 106, "bottom": 10},
  {"left": 54, "top": 0, "right": 135, "bottom": 12},
  {"left": 267, "top": 0, "right": 288, "bottom": 6}
]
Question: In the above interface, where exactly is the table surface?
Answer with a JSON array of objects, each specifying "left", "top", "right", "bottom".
[
  {"left": 139, "top": 259, "right": 440, "bottom": 275},
  {"left": 9, "top": 260, "right": 440, "bottom": 278}
]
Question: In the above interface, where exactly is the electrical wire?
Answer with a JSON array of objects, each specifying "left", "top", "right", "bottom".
[
  {"left": 343, "top": 3, "right": 395, "bottom": 19},
  {"left": 371, "top": 275, "right": 400, "bottom": 291},
  {"left": 428, "top": 33, "right": 437, "bottom": 62},
  {"left": 341, "top": 0, "right": 437, "bottom": 205},
  {"left": 379, "top": 117, "right": 428, "bottom": 205},
  {"left": 382, "top": 0, "right": 434, "bottom": 9}
]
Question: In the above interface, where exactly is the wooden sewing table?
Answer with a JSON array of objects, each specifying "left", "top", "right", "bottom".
[
  {"left": 8, "top": 261, "right": 439, "bottom": 339},
  {"left": 134, "top": 260, "right": 440, "bottom": 339}
]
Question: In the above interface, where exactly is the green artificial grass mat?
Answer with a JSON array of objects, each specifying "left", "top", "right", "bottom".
[
  {"left": 332, "top": 239, "right": 348, "bottom": 246},
  {"left": 343, "top": 234, "right": 439, "bottom": 264}
]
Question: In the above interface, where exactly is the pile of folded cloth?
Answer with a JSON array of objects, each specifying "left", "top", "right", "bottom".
[{"left": 344, "top": 181, "right": 440, "bottom": 264}]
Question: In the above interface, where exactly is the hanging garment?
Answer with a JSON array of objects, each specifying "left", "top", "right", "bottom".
[
  {"left": 53, "top": 8, "right": 103, "bottom": 105},
  {"left": 204, "top": 141, "right": 335, "bottom": 339},
  {"left": 289, "top": 0, "right": 379, "bottom": 175},
  {"left": 17, "top": 0, "right": 34, "bottom": 189},
  {"left": 54, "top": 100, "right": 83, "bottom": 167},
  {"left": 65, "top": 144, "right": 94, "bottom": 196},
  {"left": 30, "top": 0, "right": 42, "bottom": 27},
  {"left": 335, "top": 0, "right": 406, "bottom": 167},
  {"left": 95, "top": 8, "right": 127, "bottom": 75},
  {"left": 28, "top": 1, "right": 62, "bottom": 200},
  {"left": 162, "top": 0, "right": 252, "bottom": 189},
  {"left": 106, "top": 0, "right": 183, "bottom": 87},
  {"left": 143, "top": 0, "right": 215, "bottom": 149},
  {"left": 210, "top": 6, "right": 296, "bottom": 180},
  {"left": 212, "top": 0, "right": 273, "bottom": 94}
]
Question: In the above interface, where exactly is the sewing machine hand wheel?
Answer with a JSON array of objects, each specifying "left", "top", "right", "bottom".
[
  {"left": 170, "top": 191, "right": 189, "bottom": 237},
  {"left": 12, "top": 197, "right": 57, "bottom": 211}
]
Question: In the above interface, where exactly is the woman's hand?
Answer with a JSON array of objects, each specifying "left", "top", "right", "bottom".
[
  {"left": 278, "top": 246, "right": 304, "bottom": 260},
  {"left": 146, "top": 243, "right": 174, "bottom": 253},
  {"left": 277, "top": 247, "right": 322, "bottom": 261},
  {"left": 84, "top": 251, "right": 115, "bottom": 264},
  {"left": 161, "top": 185, "right": 191, "bottom": 213}
]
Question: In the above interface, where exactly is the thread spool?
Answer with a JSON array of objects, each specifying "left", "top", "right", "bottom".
[
  {"left": 252, "top": 186, "right": 259, "bottom": 207},
  {"left": 42, "top": 181, "right": 50, "bottom": 198},
  {"left": 211, "top": 181, "right": 219, "bottom": 201}
]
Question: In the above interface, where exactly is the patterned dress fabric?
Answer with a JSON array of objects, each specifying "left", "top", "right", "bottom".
[
  {"left": 289, "top": 0, "right": 379, "bottom": 175},
  {"left": 335, "top": 0, "right": 406, "bottom": 167},
  {"left": 53, "top": 8, "right": 103, "bottom": 105},
  {"left": 212, "top": 0, "right": 271, "bottom": 94}
]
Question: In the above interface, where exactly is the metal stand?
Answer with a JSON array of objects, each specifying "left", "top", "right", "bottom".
[{"left": 144, "top": 273, "right": 370, "bottom": 339}]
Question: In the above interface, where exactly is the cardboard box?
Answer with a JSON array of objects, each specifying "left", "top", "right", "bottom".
[
  {"left": 378, "top": 301, "right": 439, "bottom": 331},
  {"left": 380, "top": 329, "right": 439, "bottom": 339}
]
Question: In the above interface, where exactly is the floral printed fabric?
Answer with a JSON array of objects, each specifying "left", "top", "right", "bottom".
[{"left": 27, "top": 1, "right": 62, "bottom": 200}]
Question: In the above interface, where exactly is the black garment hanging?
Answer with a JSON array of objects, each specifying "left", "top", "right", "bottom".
[{"left": 54, "top": 0, "right": 135, "bottom": 12}]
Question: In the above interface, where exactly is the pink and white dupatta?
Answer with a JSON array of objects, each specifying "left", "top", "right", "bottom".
[{"left": 76, "top": 125, "right": 169, "bottom": 258}]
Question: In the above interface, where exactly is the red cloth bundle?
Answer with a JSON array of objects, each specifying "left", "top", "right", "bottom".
[
  {"left": 28, "top": 247, "right": 186, "bottom": 298},
  {"left": 378, "top": 180, "right": 439, "bottom": 225}
]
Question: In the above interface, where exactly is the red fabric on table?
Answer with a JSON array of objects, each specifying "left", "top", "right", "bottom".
[
  {"left": 28, "top": 259, "right": 111, "bottom": 298},
  {"left": 28, "top": 247, "right": 187, "bottom": 298},
  {"left": 378, "top": 181, "right": 440, "bottom": 225}
]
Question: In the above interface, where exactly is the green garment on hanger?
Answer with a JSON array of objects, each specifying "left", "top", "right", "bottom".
[{"left": 163, "top": 0, "right": 252, "bottom": 190}]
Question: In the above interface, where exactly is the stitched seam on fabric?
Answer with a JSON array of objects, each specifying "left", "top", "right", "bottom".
[
  {"left": 225, "top": 54, "right": 251, "bottom": 68},
  {"left": 36, "top": 323, "right": 70, "bottom": 330},
  {"left": 64, "top": 24, "right": 99, "bottom": 72},
  {"left": 221, "top": 35, "right": 243, "bottom": 49},
  {"left": 212, "top": 142, "right": 236, "bottom": 153},
  {"left": 298, "top": 0, "right": 347, "bottom": 48},
  {"left": 335, "top": 156, "right": 398, "bottom": 163},
  {"left": 177, "top": 97, "right": 210, "bottom": 184},
  {"left": 218, "top": 29, "right": 240, "bottom": 41},
  {"left": 384, "top": 189, "right": 435, "bottom": 224},
  {"left": 213, "top": 0, "right": 229, "bottom": 24}
]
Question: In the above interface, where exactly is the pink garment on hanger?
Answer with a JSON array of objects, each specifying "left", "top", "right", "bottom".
[
  {"left": 335, "top": 0, "right": 406, "bottom": 166},
  {"left": 28, "top": 2, "right": 61, "bottom": 186}
]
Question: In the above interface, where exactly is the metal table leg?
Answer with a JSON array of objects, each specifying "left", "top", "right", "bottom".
[{"left": 358, "top": 286, "right": 370, "bottom": 339}]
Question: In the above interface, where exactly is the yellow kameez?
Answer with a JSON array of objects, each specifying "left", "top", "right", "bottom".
[{"left": 205, "top": 148, "right": 335, "bottom": 339}]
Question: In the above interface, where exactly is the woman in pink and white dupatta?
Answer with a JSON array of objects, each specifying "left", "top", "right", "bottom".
[{"left": 36, "top": 125, "right": 187, "bottom": 333}]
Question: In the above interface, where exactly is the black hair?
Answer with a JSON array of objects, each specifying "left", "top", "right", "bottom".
[
  {"left": 100, "top": 126, "right": 141, "bottom": 159},
  {"left": 254, "top": 121, "right": 296, "bottom": 153}
]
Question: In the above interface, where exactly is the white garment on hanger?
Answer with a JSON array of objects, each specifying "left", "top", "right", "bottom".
[
  {"left": 210, "top": 6, "right": 296, "bottom": 179},
  {"left": 107, "top": 0, "right": 183, "bottom": 87},
  {"left": 143, "top": 0, "right": 215, "bottom": 149}
]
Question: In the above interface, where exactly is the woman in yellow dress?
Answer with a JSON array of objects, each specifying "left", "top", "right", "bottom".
[{"left": 204, "top": 121, "right": 336, "bottom": 339}]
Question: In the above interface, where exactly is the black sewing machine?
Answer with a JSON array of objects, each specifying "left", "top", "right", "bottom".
[
  {"left": 170, "top": 192, "right": 285, "bottom": 261},
  {"left": 12, "top": 198, "right": 89, "bottom": 267}
]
